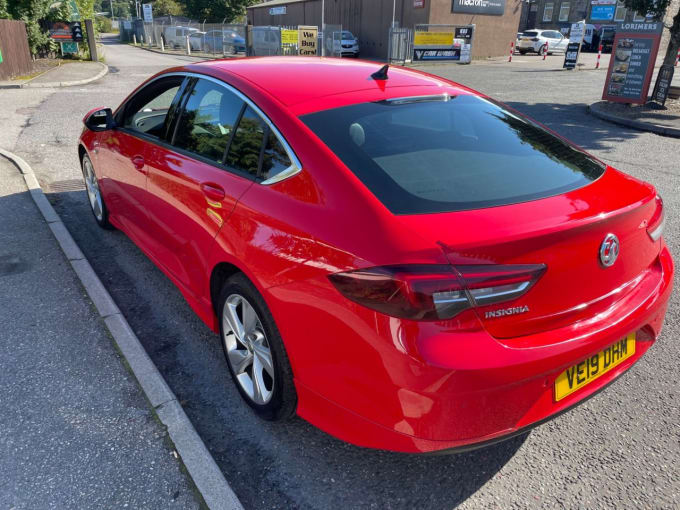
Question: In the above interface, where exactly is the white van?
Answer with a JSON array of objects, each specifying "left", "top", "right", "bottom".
[{"left": 163, "top": 26, "right": 199, "bottom": 49}]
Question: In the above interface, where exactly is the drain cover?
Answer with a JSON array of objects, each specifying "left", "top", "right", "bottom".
[{"left": 47, "top": 179, "right": 86, "bottom": 193}]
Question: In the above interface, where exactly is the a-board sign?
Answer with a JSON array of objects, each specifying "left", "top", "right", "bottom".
[
  {"left": 563, "top": 42, "right": 581, "bottom": 69},
  {"left": 281, "top": 29, "right": 298, "bottom": 45},
  {"left": 602, "top": 22, "right": 663, "bottom": 104},
  {"left": 298, "top": 26, "right": 318, "bottom": 56},
  {"left": 651, "top": 65, "right": 674, "bottom": 106},
  {"left": 413, "top": 25, "right": 473, "bottom": 63}
]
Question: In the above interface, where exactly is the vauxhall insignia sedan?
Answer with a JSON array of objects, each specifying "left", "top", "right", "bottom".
[{"left": 78, "top": 57, "right": 673, "bottom": 453}]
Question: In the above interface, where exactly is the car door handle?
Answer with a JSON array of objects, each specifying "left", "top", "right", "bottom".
[
  {"left": 200, "top": 182, "right": 226, "bottom": 201},
  {"left": 132, "top": 156, "right": 147, "bottom": 174}
]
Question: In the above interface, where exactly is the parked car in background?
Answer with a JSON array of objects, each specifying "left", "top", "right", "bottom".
[
  {"left": 163, "top": 26, "right": 199, "bottom": 49},
  {"left": 517, "top": 29, "right": 570, "bottom": 55},
  {"left": 204, "top": 29, "right": 246, "bottom": 54},
  {"left": 339, "top": 30, "right": 359, "bottom": 57},
  {"left": 251, "top": 26, "right": 282, "bottom": 56},
  {"left": 581, "top": 24, "right": 616, "bottom": 52},
  {"left": 189, "top": 31, "right": 207, "bottom": 51}
]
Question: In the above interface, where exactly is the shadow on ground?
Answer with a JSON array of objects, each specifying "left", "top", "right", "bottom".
[{"left": 48, "top": 187, "right": 529, "bottom": 510}]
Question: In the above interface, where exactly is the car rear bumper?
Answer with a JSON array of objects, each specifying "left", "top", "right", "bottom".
[{"left": 270, "top": 243, "right": 674, "bottom": 453}]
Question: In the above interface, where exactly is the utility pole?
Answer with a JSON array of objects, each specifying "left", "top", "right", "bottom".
[
  {"left": 110, "top": 0, "right": 114, "bottom": 21},
  {"left": 321, "top": 0, "right": 325, "bottom": 56},
  {"left": 392, "top": 0, "right": 396, "bottom": 27}
]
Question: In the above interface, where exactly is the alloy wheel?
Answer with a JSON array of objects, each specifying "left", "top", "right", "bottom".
[
  {"left": 222, "top": 294, "right": 275, "bottom": 405},
  {"left": 83, "top": 157, "right": 103, "bottom": 222}
]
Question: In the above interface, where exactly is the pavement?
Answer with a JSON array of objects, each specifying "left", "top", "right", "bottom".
[
  {"left": 589, "top": 100, "right": 680, "bottom": 137},
  {"left": 0, "top": 61, "right": 108, "bottom": 89},
  {"left": 1, "top": 36, "right": 679, "bottom": 509},
  {"left": 0, "top": 155, "right": 200, "bottom": 509}
]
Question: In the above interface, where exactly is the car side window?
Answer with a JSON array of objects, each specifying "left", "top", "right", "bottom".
[
  {"left": 173, "top": 79, "right": 244, "bottom": 163},
  {"left": 121, "top": 76, "right": 184, "bottom": 139},
  {"left": 261, "top": 129, "right": 292, "bottom": 180},
  {"left": 226, "top": 106, "right": 266, "bottom": 177}
]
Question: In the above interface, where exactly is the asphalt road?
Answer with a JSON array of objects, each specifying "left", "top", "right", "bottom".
[{"left": 5, "top": 39, "right": 680, "bottom": 508}]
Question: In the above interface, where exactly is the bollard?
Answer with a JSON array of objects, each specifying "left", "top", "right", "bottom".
[
  {"left": 542, "top": 41, "right": 548, "bottom": 60},
  {"left": 186, "top": 34, "right": 191, "bottom": 55},
  {"left": 133, "top": 33, "right": 137, "bottom": 46},
  {"left": 596, "top": 44, "right": 602, "bottom": 69},
  {"left": 160, "top": 37, "right": 164, "bottom": 52},
  {"left": 676, "top": 48, "right": 679, "bottom": 67},
  {"left": 508, "top": 41, "right": 514, "bottom": 62}
]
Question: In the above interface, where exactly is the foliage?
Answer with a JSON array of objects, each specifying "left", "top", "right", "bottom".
[
  {"left": 621, "top": 0, "right": 671, "bottom": 18},
  {"left": 95, "top": 13, "right": 112, "bottom": 31},
  {"left": 183, "top": 0, "right": 257, "bottom": 22},
  {"left": 0, "top": 0, "right": 9, "bottom": 18},
  {"left": 152, "top": 0, "right": 184, "bottom": 17}
]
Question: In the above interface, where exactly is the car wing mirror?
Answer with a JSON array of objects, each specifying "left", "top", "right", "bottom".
[{"left": 83, "top": 107, "right": 116, "bottom": 132}]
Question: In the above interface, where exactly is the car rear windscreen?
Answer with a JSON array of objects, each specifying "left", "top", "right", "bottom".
[
  {"left": 522, "top": 31, "right": 538, "bottom": 37},
  {"left": 301, "top": 95, "right": 605, "bottom": 214}
]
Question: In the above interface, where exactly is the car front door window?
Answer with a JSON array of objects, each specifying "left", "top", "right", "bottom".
[{"left": 121, "top": 76, "right": 185, "bottom": 139}]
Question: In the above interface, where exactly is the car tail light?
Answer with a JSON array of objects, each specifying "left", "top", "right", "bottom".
[
  {"left": 531, "top": 37, "right": 540, "bottom": 41},
  {"left": 328, "top": 264, "right": 546, "bottom": 321},
  {"left": 647, "top": 195, "right": 665, "bottom": 241}
]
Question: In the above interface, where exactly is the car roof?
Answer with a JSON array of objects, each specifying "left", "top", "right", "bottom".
[{"left": 181, "top": 57, "right": 476, "bottom": 115}]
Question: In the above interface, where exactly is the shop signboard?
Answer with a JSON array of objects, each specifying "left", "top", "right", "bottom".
[
  {"left": 60, "top": 41, "right": 79, "bottom": 54},
  {"left": 413, "top": 25, "right": 474, "bottom": 63},
  {"left": 452, "top": 0, "right": 504, "bottom": 16},
  {"left": 602, "top": 22, "right": 663, "bottom": 104},
  {"left": 269, "top": 6, "right": 286, "bottom": 15},
  {"left": 298, "top": 26, "right": 318, "bottom": 56},
  {"left": 414, "top": 0, "right": 425, "bottom": 7}
]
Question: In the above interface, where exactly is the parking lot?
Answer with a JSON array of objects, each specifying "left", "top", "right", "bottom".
[{"left": 2, "top": 38, "right": 678, "bottom": 508}]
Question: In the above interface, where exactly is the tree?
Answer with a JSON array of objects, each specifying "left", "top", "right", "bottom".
[
  {"left": 0, "top": 0, "right": 9, "bottom": 18},
  {"left": 622, "top": 0, "right": 680, "bottom": 71},
  {"left": 152, "top": 0, "right": 184, "bottom": 17},
  {"left": 184, "top": 0, "right": 257, "bottom": 22}
]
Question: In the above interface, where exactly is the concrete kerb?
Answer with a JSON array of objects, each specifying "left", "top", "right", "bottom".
[
  {"left": 0, "top": 62, "right": 109, "bottom": 89},
  {"left": 0, "top": 146, "right": 244, "bottom": 510},
  {"left": 588, "top": 102, "right": 680, "bottom": 138}
]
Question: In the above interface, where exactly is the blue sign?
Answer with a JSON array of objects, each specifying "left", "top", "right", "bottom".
[{"left": 591, "top": 5, "right": 615, "bottom": 21}]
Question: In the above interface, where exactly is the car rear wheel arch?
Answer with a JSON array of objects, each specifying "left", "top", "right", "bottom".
[{"left": 210, "top": 261, "right": 243, "bottom": 315}]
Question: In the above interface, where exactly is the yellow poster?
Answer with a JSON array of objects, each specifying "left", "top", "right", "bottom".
[
  {"left": 413, "top": 31, "right": 454, "bottom": 46},
  {"left": 281, "top": 29, "right": 298, "bottom": 45},
  {"left": 298, "top": 25, "right": 318, "bottom": 55}
]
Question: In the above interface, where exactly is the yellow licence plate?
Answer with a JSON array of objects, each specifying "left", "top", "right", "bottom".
[{"left": 554, "top": 333, "right": 636, "bottom": 401}]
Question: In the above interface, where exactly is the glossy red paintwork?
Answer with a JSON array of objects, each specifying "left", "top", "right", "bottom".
[{"left": 79, "top": 57, "right": 674, "bottom": 453}]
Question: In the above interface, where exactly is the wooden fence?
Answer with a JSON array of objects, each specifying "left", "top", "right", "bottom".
[{"left": 0, "top": 19, "right": 33, "bottom": 80}]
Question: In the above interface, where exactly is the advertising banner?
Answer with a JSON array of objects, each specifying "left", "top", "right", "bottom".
[
  {"left": 602, "top": 22, "right": 663, "bottom": 104},
  {"left": 452, "top": 0, "right": 505, "bottom": 16},
  {"left": 413, "top": 26, "right": 473, "bottom": 63},
  {"left": 281, "top": 29, "right": 298, "bottom": 45},
  {"left": 298, "top": 26, "right": 318, "bottom": 55},
  {"left": 590, "top": 5, "right": 615, "bottom": 21},
  {"left": 48, "top": 21, "right": 73, "bottom": 40}
]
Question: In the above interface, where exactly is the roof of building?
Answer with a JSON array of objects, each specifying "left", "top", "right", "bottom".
[
  {"left": 247, "top": 0, "right": 311, "bottom": 9},
  {"left": 185, "top": 57, "right": 473, "bottom": 114}
]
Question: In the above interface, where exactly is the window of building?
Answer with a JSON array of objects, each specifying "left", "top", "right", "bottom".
[
  {"left": 614, "top": 1, "right": 627, "bottom": 21},
  {"left": 543, "top": 2, "right": 554, "bottom": 21},
  {"left": 632, "top": 11, "right": 645, "bottom": 21},
  {"left": 559, "top": 2, "right": 570, "bottom": 21}
]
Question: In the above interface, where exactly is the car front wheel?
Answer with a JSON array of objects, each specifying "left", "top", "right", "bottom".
[
  {"left": 81, "top": 153, "right": 113, "bottom": 229},
  {"left": 218, "top": 273, "right": 297, "bottom": 421}
]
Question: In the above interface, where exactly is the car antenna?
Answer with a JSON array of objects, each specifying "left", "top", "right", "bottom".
[{"left": 371, "top": 64, "right": 389, "bottom": 81}]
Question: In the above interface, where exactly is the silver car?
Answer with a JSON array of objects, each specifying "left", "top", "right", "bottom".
[{"left": 517, "top": 29, "right": 569, "bottom": 55}]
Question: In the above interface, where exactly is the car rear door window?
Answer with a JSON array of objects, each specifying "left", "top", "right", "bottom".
[
  {"left": 173, "top": 79, "right": 244, "bottom": 164},
  {"left": 225, "top": 106, "right": 266, "bottom": 177},
  {"left": 301, "top": 95, "right": 605, "bottom": 214}
]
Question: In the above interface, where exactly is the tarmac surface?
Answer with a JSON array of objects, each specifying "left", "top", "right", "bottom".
[
  {"left": 0, "top": 156, "right": 200, "bottom": 509},
  {"left": 1, "top": 37, "right": 678, "bottom": 509}
]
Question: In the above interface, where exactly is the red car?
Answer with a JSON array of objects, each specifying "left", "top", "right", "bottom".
[{"left": 78, "top": 58, "right": 673, "bottom": 453}]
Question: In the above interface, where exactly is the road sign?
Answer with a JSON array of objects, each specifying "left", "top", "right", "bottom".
[
  {"left": 143, "top": 3, "right": 153, "bottom": 22},
  {"left": 60, "top": 41, "right": 79, "bottom": 55},
  {"left": 71, "top": 22, "right": 83, "bottom": 42}
]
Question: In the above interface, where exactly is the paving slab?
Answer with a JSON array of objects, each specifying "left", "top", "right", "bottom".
[{"left": 0, "top": 156, "right": 200, "bottom": 509}]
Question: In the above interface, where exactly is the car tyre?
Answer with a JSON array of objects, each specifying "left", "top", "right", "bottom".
[
  {"left": 218, "top": 273, "right": 297, "bottom": 421},
  {"left": 81, "top": 154, "right": 113, "bottom": 229},
  {"left": 538, "top": 45, "right": 546, "bottom": 56}
]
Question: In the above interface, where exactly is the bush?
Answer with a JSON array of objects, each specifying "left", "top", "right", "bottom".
[{"left": 95, "top": 15, "right": 111, "bottom": 34}]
